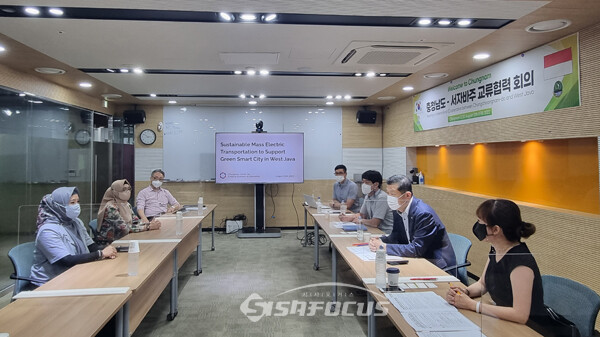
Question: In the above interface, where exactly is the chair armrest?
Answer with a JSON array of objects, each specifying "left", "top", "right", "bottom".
[
  {"left": 442, "top": 260, "right": 472, "bottom": 272},
  {"left": 10, "top": 273, "right": 37, "bottom": 283}
]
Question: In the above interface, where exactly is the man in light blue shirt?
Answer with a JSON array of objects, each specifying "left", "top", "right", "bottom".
[{"left": 331, "top": 164, "right": 360, "bottom": 213}]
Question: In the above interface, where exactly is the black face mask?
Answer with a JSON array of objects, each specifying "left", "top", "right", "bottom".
[{"left": 472, "top": 221, "right": 488, "bottom": 241}]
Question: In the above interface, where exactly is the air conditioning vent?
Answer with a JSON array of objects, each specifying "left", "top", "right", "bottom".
[{"left": 335, "top": 41, "right": 452, "bottom": 67}]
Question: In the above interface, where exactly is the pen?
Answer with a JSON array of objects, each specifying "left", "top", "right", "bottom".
[
  {"left": 410, "top": 277, "right": 437, "bottom": 280},
  {"left": 450, "top": 282, "right": 461, "bottom": 295},
  {"left": 352, "top": 243, "right": 369, "bottom": 246}
]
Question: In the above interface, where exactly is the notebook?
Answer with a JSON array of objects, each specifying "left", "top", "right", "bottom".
[{"left": 303, "top": 194, "right": 331, "bottom": 209}]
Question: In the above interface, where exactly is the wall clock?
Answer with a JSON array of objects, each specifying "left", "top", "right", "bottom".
[
  {"left": 74, "top": 129, "right": 91, "bottom": 145},
  {"left": 140, "top": 128, "right": 156, "bottom": 145}
]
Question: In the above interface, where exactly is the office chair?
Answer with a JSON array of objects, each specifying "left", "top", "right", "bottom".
[
  {"left": 542, "top": 275, "right": 600, "bottom": 337},
  {"left": 88, "top": 219, "right": 99, "bottom": 240},
  {"left": 443, "top": 233, "right": 472, "bottom": 285},
  {"left": 7, "top": 241, "right": 36, "bottom": 299}
]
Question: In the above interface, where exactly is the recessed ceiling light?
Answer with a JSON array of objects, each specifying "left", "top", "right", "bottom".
[
  {"left": 79, "top": 82, "right": 92, "bottom": 88},
  {"left": 423, "top": 72, "right": 449, "bottom": 79},
  {"left": 326, "top": 101, "right": 334, "bottom": 105},
  {"left": 418, "top": 18, "right": 432, "bottom": 25},
  {"left": 377, "top": 96, "right": 396, "bottom": 100},
  {"left": 133, "top": 67, "right": 144, "bottom": 74},
  {"left": 24, "top": 7, "right": 40, "bottom": 15},
  {"left": 168, "top": 100, "right": 177, "bottom": 104},
  {"left": 438, "top": 19, "right": 452, "bottom": 26},
  {"left": 240, "top": 14, "right": 257, "bottom": 21},
  {"left": 308, "top": 111, "right": 313, "bottom": 114},
  {"left": 3, "top": 109, "right": 12, "bottom": 116},
  {"left": 28, "top": 100, "right": 43, "bottom": 104},
  {"left": 120, "top": 68, "right": 129, "bottom": 73},
  {"left": 470, "top": 143, "right": 476, "bottom": 145},
  {"left": 259, "top": 94, "right": 266, "bottom": 99},
  {"left": 259, "top": 69, "right": 269, "bottom": 76},
  {"left": 248, "top": 100, "right": 258, "bottom": 105},
  {"left": 48, "top": 8, "right": 64, "bottom": 16},
  {"left": 246, "top": 69, "right": 256, "bottom": 76},
  {"left": 379, "top": 73, "right": 387, "bottom": 77},
  {"left": 525, "top": 19, "right": 571, "bottom": 33},
  {"left": 0, "top": 45, "right": 5, "bottom": 53},
  {"left": 473, "top": 53, "right": 490, "bottom": 60},
  {"left": 106, "top": 68, "right": 115, "bottom": 73},
  {"left": 435, "top": 144, "right": 440, "bottom": 147},
  {"left": 35, "top": 67, "right": 66, "bottom": 75},
  {"left": 457, "top": 19, "right": 472, "bottom": 26},
  {"left": 24, "top": 92, "right": 35, "bottom": 96},
  {"left": 101, "top": 93, "right": 122, "bottom": 101},
  {"left": 403, "top": 86, "right": 414, "bottom": 91},
  {"left": 263, "top": 14, "right": 277, "bottom": 22},
  {"left": 18, "top": 93, "right": 26, "bottom": 97},
  {"left": 354, "top": 73, "right": 362, "bottom": 77},
  {"left": 15, "top": 110, "right": 21, "bottom": 114},
  {"left": 335, "top": 95, "right": 342, "bottom": 100},
  {"left": 234, "top": 70, "right": 242, "bottom": 75},
  {"left": 219, "top": 12, "right": 234, "bottom": 21},
  {"left": 365, "top": 72, "right": 376, "bottom": 77},
  {"left": 326, "top": 95, "right": 333, "bottom": 99},
  {"left": 344, "top": 95, "right": 351, "bottom": 100},
  {"left": 150, "top": 93, "right": 157, "bottom": 97},
  {"left": 239, "top": 94, "right": 246, "bottom": 99}
]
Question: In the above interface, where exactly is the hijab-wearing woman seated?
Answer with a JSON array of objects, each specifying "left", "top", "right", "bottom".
[
  {"left": 95, "top": 179, "right": 160, "bottom": 244},
  {"left": 30, "top": 187, "right": 117, "bottom": 287}
]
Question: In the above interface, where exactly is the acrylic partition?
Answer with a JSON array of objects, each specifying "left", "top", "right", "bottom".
[{"left": 0, "top": 86, "right": 134, "bottom": 295}]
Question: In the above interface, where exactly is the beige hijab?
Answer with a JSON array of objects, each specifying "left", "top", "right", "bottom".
[{"left": 97, "top": 179, "right": 133, "bottom": 230}]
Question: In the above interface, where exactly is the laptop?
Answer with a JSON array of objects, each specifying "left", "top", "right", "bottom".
[{"left": 303, "top": 194, "right": 331, "bottom": 209}]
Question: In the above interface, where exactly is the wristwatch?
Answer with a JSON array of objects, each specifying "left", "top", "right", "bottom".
[{"left": 97, "top": 250, "right": 103, "bottom": 260}]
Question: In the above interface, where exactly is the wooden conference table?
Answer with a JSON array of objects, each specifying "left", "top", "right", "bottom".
[
  {"left": 0, "top": 205, "right": 217, "bottom": 337},
  {"left": 304, "top": 206, "right": 541, "bottom": 337}
]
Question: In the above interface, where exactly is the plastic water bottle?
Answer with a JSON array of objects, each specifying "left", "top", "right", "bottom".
[
  {"left": 375, "top": 245, "right": 387, "bottom": 288},
  {"left": 340, "top": 200, "right": 347, "bottom": 214},
  {"left": 197, "top": 196, "right": 204, "bottom": 216},
  {"left": 357, "top": 216, "right": 364, "bottom": 241},
  {"left": 176, "top": 211, "right": 183, "bottom": 235},
  {"left": 128, "top": 240, "right": 140, "bottom": 276},
  {"left": 418, "top": 171, "right": 425, "bottom": 185}
]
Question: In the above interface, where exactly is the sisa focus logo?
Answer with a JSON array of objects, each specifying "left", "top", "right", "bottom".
[
  {"left": 239, "top": 283, "right": 388, "bottom": 322},
  {"left": 219, "top": 172, "right": 227, "bottom": 179},
  {"left": 553, "top": 81, "right": 563, "bottom": 98}
]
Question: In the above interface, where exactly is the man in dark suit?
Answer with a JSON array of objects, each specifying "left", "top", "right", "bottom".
[{"left": 369, "top": 174, "right": 456, "bottom": 271}]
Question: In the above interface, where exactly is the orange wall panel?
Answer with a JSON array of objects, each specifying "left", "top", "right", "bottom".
[{"left": 417, "top": 138, "right": 599, "bottom": 214}]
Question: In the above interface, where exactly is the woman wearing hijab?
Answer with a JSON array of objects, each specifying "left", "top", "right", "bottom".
[
  {"left": 30, "top": 186, "right": 117, "bottom": 287},
  {"left": 96, "top": 179, "right": 160, "bottom": 244}
]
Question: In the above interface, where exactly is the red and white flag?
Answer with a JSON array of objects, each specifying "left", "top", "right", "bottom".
[{"left": 543, "top": 47, "right": 572, "bottom": 80}]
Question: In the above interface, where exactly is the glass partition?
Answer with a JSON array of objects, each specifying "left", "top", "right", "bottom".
[{"left": 0, "top": 86, "right": 133, "bottom": 295}]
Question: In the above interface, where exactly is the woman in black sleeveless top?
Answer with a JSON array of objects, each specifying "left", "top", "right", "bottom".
[{"left": 445, "top": 199, "right": 552, "bottom": 335}]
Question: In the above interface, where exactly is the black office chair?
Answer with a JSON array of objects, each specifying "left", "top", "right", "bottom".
[
  {"left": 7, "top": 241, "right": 36, "bottom": 300},
  {"left": 443, "top": 233, "right": 472, "bottom": 285},
  {"left": 88, "top": 218, "right": 99, "bottom": 240}
]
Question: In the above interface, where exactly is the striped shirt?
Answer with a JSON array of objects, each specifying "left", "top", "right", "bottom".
[{"left": 136, "top": 185, "right": 179, "bottom": 218}]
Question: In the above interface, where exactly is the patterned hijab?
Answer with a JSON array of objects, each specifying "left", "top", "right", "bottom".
[
  {"left": 36, "top": 186, "right": 89, "bottom": 254},
  {"left": 37, "top": 186, "right": 80, "bottom": 229},
  {"left": 97, "top": 179, "right": 133, "bottom": 230}
]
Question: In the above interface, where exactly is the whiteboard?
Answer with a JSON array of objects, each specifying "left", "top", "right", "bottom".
[{"left": 163, "top": 106, "right": 342, "bottom": 181}]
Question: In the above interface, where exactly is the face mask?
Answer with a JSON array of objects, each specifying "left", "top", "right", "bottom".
[
  {"left": 335, "top": 175, "right": 345, "bottom": 182},
  {"left": 472, "top": 221, "right": 488, "bottom": 241},
  {"left": 361, "top": 183, "right": 372, "bottom": 195},
  {"left": 387, "top": 193, "right": 408, "bottom": 211},
  {"left": 65, "top": 203, "right": 81, "bottom": 220},
  {"left": 152, "top": 180, "right": 162, "bottom": 188},
  {"left": 118, "top": 190, "right": 131, "bottom": 201}
]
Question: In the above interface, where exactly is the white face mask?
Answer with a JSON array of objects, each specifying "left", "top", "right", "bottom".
[
  {"left": 335, "top": 175, "right": 345, "bottom": 182},
  {"left": 152, "top": 180, "right": 162, "bottom": 188},
  {"left": 361, "top": 183, "right": 372, "bottom": 195},
  {"left": 387, "top": 193, "right": 408, "bottom": 211}
]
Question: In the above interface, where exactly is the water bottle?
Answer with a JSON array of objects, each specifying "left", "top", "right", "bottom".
[
  {"left": 176, "top": 211, "right": 183, "bottom": 235},
  {"left": 197, "top": 196, "right": 204, "bottom": 216},
  {"left": 340, "top": 200, "right": 347, "bottom": 215},
  {"left": 375, "top": 245, "right": 387, "bottom": 288},
  {"left": 418, "top": 171, "right": 425, "bottom": 185},
  {"left": 128, "top": 240, "right": 140, "bottom": 276},
  {"left": 356, "top": 216, "right": 364, "bottom": 241}
]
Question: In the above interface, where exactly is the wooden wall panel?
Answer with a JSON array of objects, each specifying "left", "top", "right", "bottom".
[{"left": 342, "top": 106, "right": 383, "bottom": 148}]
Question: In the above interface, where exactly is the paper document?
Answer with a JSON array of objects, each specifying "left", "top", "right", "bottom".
[
  {"left": 13, "top": 287, "right": 130, "bottom": 299},
  {"left": 397, "top": 275, "right": 459, "bottom": 283},
  {"left": 418, "top": 332, "right": 488, "bottom": 337},
  {"left": 332, "top": 221, "right": 354, "bottom": 229},
  {"left": 347, "top": 245, "right": 406, "bottom": 261},
  {"left": 385, "top": 292, "right": 482, "bottom": 333},
  {"left": 113, "top": 239, "right": 182, "bottom": 244}
]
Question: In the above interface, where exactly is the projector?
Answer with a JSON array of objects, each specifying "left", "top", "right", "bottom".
[{"left": 226, "top": 220, "right": 243, "bottom": 233}]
